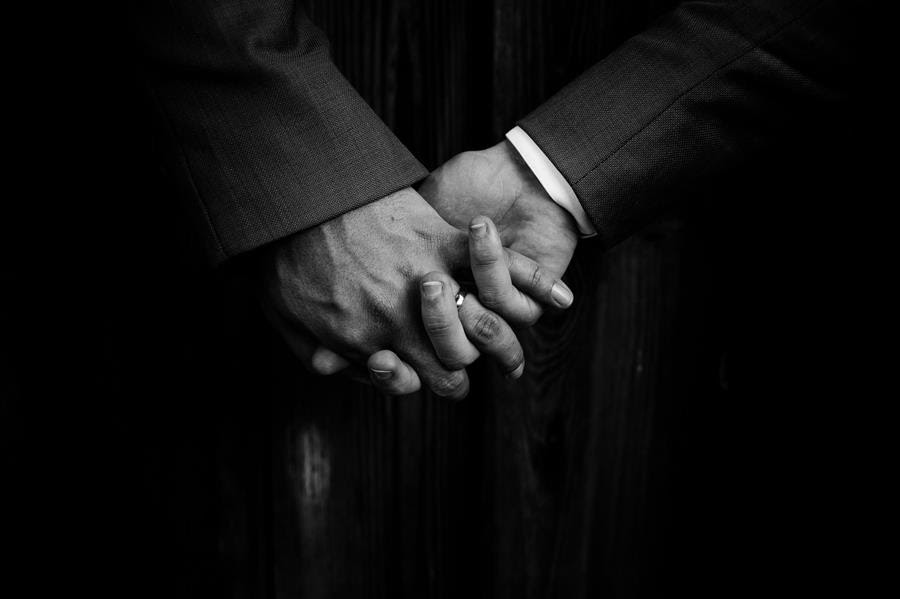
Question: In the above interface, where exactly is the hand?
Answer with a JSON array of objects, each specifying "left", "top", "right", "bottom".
[
  {"left": 418, "top": 139, "right": 579, "bottom": 325},
  {"left": 364, "top": 141, "right": 582, "bottom": 396},
  {"left": 277, "top": 139, "right": 583, "bottom": 396},
  {"left": 366, "top": 214, "right": 571, "bottom": 396},
  {"left": 260, "top": 187, "right": 477, "bottom": 399}
]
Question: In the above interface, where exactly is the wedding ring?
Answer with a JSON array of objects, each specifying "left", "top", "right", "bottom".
[{"left": 454, "top": 290, "right": 467, "bottom": 309}]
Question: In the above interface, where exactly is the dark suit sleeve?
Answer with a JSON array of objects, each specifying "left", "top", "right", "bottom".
[
  {"left": 134, "top": 1, "right": 428, "bottom": 264},
  {"left": 518, "top": 0, "right": 859, "bottom": 249}
]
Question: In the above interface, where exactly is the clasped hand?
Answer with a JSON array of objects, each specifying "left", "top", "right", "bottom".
[{"left": 260, "top": 141, "right": 578, "bottom": 398}]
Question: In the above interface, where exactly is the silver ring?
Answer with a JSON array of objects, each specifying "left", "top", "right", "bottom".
[{"left": 455, "top": 290, "right": 467, "bottom": 309}]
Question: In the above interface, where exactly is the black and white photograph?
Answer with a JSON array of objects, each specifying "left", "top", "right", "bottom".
[{"left": 3, "top": 1, "right": 879, "bottom": 597}]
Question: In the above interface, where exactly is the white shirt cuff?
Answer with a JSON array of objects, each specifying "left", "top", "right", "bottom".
[{"left": 505, "top": 126, "right": 597, "bottom": 237}]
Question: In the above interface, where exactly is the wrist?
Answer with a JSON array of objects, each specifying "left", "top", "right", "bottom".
[
  {"left": 502, "top": 128, "right": 596, "bottom": 238},
  {"left": 491, "top": 140, "right": 580, "bottom": 240}
]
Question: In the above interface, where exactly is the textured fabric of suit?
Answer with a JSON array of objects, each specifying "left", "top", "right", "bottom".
[
  {"left": 134, "top": 1, "right": 427, "bottom": 264},
  {"left": 519, "top": 0, "right": 859, "bottom": 249}
]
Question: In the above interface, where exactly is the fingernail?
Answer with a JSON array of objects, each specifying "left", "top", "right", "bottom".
[
  {"left": 422, "top": 280, "right": 443, "bottom": 299},
  {"left": 506, "top": 362, "right": 525, "bottom": 380},
  {"left": 370, "top": 368, "right": 393, "bottom": 380},
  {"left": 550, "top": 282, "right": 574, "bottom": 308},
  {"left": 469, "top": 221, "right": 487, "bottom": 238}
]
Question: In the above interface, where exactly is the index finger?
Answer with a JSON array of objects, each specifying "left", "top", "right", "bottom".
[
  {"left": 468, "top": 216, "right": 573, "bottom": 326},
  {"left": 420, "top": 272, "right": 480, "bottom": 370},
  {"left": 468, "top": 216, "right": 539, "bottom": 325}
]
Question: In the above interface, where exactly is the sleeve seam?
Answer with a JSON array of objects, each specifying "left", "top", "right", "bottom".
[{"left": 572, "top": 0, "right": 828, "bottom": 188}]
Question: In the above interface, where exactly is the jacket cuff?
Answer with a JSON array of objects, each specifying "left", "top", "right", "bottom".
[
  {"left": 505, "top": 126, "right": 597, "bottom": 237},
  {"left": 152, "top": 57, "right": 427, "bottom": 266}
]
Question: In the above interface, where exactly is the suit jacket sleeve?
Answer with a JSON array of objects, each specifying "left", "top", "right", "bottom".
[
  {"left": 518, "top": 0, "right": 860, "bottom": 249},
  {"left": 134, "top": 1, "right": 428, "bottom": 264}
]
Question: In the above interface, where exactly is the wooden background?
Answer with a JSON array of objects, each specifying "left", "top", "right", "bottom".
[
  {"left": 3, "top": 1, "right": 868, "bottom": 598},
  {"left": 257, "top": 1, "right": 710, "bottom": 597}
]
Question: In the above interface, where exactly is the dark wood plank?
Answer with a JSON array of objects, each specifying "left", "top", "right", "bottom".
[{"left": 243, "top": 1, "right": 707, "bottom": 597}]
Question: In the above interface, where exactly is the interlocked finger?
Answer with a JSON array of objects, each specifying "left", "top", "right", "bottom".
[
  {"left": 408, "top": 349, "right": 470, "bottom": 399},
  {"left": 420, "top": 272, "right": 481, "bottom": 370},
  {"left": 467, "top": 216, "right": 540, "bottom": 326},
  {"left": 457, "top": 293, "right": 525, "bottom": 379},
  {"left": 504, "top": 248, "right": 574, "bottom": 311}
]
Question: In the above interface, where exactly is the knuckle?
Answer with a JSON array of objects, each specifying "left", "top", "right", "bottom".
[
  {"left": 529, "top": 266, "right": 545, "bottom": 291},
  {"left": 506, "top": 348, "right": 525, "bottom": 371},
  {"left": 472, "top": 251, "right": 500, "bottom": 267},
  {"left": 430, "top": 371, "right": 465, "bottom": 397},
  {"left": 472, "top": 240, "right": 500, "bottom": 263},
  {"left": 423, "top": 316, "right": 455, "bottom": 337},
  {"left": 477, "top": 286, "right": 503, "bottom": 308},
  {"left": 502, "top": 350, "right": 525, "bottom": 378},
  {"left": 472, "top": 312, "right": 502, "bottom": 342}
]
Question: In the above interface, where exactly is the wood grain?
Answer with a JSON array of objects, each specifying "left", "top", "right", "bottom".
[{"left": 253, "top": 1, "right": 704, "bottom": 597}]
